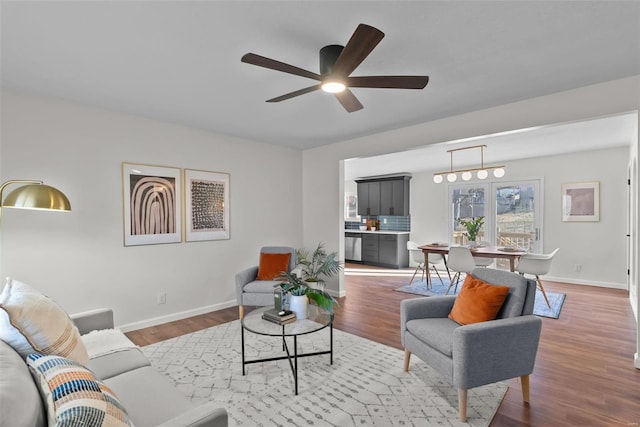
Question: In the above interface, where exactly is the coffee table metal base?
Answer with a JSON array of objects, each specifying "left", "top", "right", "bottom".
[{"left": 241, "top": 324, "right": 333, "bottom": 395}]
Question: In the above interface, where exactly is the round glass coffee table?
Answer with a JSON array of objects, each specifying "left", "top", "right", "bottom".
[{"left": 241, "top": 305, "right": 333, "bottom": 395}]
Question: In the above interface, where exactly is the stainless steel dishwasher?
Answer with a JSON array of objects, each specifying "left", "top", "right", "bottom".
[{"left": 345, "top": 232, "right": 362, "bottom": 262}]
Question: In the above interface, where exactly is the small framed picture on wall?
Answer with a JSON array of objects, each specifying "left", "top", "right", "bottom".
[{"left": 561, "top": 181, "right": 600, "bottom": 222}]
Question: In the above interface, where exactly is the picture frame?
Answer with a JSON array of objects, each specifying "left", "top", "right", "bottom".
[
  {"left": 122, "top": 162, "right": 182, "bottom": 246},
  {"left": 344, "top": 192, "right": 359, "bottom": 221},
  {"left": 184, "top": 169, "right": 230, "bottom": 242},
  {"left": 561, "top": 181, "right": 600, "bottom": 222}
]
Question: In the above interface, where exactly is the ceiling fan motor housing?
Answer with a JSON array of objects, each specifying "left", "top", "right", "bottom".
[{"left": 320, "top": 44, "right": 344, "bottom": 76}]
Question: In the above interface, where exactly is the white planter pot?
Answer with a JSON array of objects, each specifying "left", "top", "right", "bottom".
[{"left": 289, "top": 294, "right": 308, "bottom": 320}]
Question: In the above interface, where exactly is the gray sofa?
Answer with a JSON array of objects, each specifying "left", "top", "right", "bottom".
[{"left": 0, "top": 308, "right": 228, "bottom": 427}]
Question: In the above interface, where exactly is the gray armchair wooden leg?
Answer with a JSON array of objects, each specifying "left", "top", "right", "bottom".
[
  {"left": 458, "top": 388, "right": 467, "bottom": 421},
  {"left": 521, "top": 375, "right": 531, "bottom": 403},
  {"left": 238, "top": 305, "right": 244, "bottom": 319},
  {"left": 403, "top": 349, "right": 411, "bottom": 372}
]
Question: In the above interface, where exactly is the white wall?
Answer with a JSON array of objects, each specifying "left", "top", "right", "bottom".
[
  {"left": 0, "top": 90, "right": 303, "bottom": 329},
  {"left": 409, "top": 147, "right": 629, "bottom": 288}
]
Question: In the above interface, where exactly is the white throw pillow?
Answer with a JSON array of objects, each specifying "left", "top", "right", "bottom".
[{"left": 0, "top": 278, "right": 89, "bottom": 365}]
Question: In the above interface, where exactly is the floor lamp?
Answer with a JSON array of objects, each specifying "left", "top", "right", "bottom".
[
  {"left": 0, "top": 180, "right": 71, "bottom": 282},
  {"left": 0, "top": 180, "right": 71, "bottom": 219}
]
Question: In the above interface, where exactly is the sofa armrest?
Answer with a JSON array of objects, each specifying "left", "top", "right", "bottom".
[
  {"left": 235, "top": 266, "right": 258, "bottom": 305},
  {"left": 157, "top": 402, "right": 228, "bottom": 427},
  {"left": 71, "top": 308, "right": 114, "bottom": 334},
  {"left": 452, "top": 315, "right": 542, "bottom": 389}
]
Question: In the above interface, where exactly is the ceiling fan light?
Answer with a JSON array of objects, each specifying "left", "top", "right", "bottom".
[
  {"left": 477, "top": 169, "right": 488, "bottom": 180},
  {"left": 447, "top": 173, "right": 457, "bottom": 183},
  {"left": 461, "top": 171, "right": 472, "bottom": 181},
  {"left": 321, "top": 81, "right": 346, "bottom": 93},
  {"left": 493, "top": 168, "right": 505, "bottom": 178},
  {"left": 433, "top": 175, "right": 443, "bottom": 184}
]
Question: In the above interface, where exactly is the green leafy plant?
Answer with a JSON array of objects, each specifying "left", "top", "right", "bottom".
[
  {"left": 279, "top": 270, "right": 339, "bottom": 314},
  {"left": 294, "top": 242, "right": 342, "bottom": 287},
  {"left": 458, "top": 216, "right": 485, "bottom": 242}
]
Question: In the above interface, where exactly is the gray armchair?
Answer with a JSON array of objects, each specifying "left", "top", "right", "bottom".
[
  {"left": 400, "top": 268, "right": 542, "bottom": 421},
  {"left": 235, "top": 246, "right": 296, "bottom": 318}
]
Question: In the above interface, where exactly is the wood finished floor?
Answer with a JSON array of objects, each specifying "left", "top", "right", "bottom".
[{"left": 126, "top": 263, "right": 640, "bottom": 426}]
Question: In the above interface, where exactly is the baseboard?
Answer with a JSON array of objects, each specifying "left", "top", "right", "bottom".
[
  {"left": 117, "top": 300, "right": 237, "bottom": 333},
  {"left": 543, "top": 275, "right": 627, "bottom": 290}
]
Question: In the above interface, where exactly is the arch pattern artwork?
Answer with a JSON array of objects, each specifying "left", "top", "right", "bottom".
[
  {"left": 130, "top": 175, "right": 176, "bottom": 235},
  {"left": 123, "top": 163, "right": 182, "bottom": 246}
]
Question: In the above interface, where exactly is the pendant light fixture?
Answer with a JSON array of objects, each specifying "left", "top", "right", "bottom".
[{"left": 433, "top": 144, "right": 505, "bottom": 184}]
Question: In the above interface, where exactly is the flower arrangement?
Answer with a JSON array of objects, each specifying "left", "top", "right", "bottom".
[{"left": 458, "top": 216, "right": 485, "bottom": 242}]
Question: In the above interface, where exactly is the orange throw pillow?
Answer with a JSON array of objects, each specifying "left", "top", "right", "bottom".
[
  {"left": 256, "top": 253, "right": 291, "bottom": 280},
  {"left": 448, "top": 275, "right": 510, "bottom": 325}
]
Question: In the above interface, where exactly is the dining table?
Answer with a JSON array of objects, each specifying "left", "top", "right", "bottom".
[{"left": 418, "top": 243, "right": 528, "bottom": 286}]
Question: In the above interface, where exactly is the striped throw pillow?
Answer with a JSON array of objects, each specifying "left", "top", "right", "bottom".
[{"left": 27, "top": 353, "right": 133, "bottom": 427}]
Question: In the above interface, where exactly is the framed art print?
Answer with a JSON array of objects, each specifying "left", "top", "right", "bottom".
[
  {"left": 561, "top": 181, "right": 600, "bottom": 222},
  {"left": 122, "top": 162, "right": 182, "bottom": 246},
  {"left": 184, "top": 169, "right": 230, "bottom": 242}
]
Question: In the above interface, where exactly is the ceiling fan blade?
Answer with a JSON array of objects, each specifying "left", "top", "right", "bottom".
[
  {"left": 347, "top": 75, "right": 429, "bottom": 89},
  {"left": 242, "top": 53, "right": 321, "bottom": 81},
  {"left": 335, "top": 89, "right": 364, "bottom": 113},
  {"left": 331, "top": 24, "right": 385, "bottom": 77},
  {"left": 266, "top": 84, "right": 322, "bottom": 103}
]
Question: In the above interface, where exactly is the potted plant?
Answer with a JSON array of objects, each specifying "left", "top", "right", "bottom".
[
  {"left": 278, "top": 242, "right": 342, "bottom": 318},
  {"left": 279, "top": 271, "right": 338, "bottom": 318},
  {"left": 294, "top": 242, "right": 343, "bottom": 288},
  {"left": 458, "top": 216, "right": 485, "bottom": 244}
]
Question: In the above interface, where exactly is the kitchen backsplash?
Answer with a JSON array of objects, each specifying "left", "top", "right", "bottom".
[{"left": 345, "top": 215, "right": 410, "bottom": 231}]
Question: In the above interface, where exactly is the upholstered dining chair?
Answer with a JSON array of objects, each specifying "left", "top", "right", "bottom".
[
  {"left": 407, "top": 241, "right": 446, "bottom": 287},
  {"left": 235, "top": 246, "right": 297, "bottom": 318},
  {"left": 515, "top": 248, "right": 560, "bottom": 308},
  {"left": 400, "top": 268, "right": 542, "bottom": 422},
  {"left": 445, "top": 246, "right": 476, "bottom": 294}
]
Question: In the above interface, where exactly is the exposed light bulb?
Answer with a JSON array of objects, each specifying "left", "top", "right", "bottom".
[
  {"left": 461, "top": 171, "right": 472, "bottom": 181},
  {"left": 493, "top": 168, "right": 505, "bottom": 178},
  {"left": 433, "top": 175, "right": 443, "bottom": 184},
  {"left": 447, "top": 173, "right": 457, "bottom": 182},
  {"left": 321, "top": 81, "right": 346, "bottom": 93},
  {"left": 477, "top": 169, "right": 488, "bottom": 179}
]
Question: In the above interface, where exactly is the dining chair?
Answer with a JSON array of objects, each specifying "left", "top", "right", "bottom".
[
  {"left": 407, "top": 241, "right": 447, "bottom": 288},
  {"left": 515, "top": 248, "right": 560, "bottom": 308},
  {"left": 445, "top": 246, "right": 477, "bottom": 294},
  {"left": 473, "top": 241, "right": 494, "bottom": 268}
]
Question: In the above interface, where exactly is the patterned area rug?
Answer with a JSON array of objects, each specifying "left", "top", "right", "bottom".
[
  {"left": 395, "top": 276, "right": 566, "bottom": 319},
  {"left": 143, "top": 320, "right": 507, "bottom": 426}
]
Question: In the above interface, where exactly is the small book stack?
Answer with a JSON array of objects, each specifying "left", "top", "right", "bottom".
[{"left": 262, "top": 308, "right": 297, "bottom": 325}]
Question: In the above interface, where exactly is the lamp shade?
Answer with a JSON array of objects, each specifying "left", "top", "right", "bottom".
[{"left": 2, "top": 184, "right": 71, "bottom": 211}]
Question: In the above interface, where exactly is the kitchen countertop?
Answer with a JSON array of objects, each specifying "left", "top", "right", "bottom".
[{"left": 345, "top": 230, "right": 410, "bottom": 235}]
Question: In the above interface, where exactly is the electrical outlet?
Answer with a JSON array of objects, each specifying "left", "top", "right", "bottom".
[
  {"left": 157, "top": 292, "right": 166, "bottom": 304},
  {"left": 383, "top": 218, "right": 387, "bottom": 224},
  {"left": 574, "top": 264, "right": 582, "bottom": 272}
]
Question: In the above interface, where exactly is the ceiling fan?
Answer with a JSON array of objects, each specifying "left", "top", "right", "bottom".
[{"left": 241, "top": 23, "right": 429, "bottom": 113}]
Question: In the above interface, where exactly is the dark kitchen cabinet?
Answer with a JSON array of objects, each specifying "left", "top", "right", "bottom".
[
  {"left": 361, "top": 233, "right": 409, "bottom": 268},
  {"left": 357, "top": 176, "right": 410, "bottom": 216},
  {"left": 357, "top": 181, "right": 381, "bottom": 216}
]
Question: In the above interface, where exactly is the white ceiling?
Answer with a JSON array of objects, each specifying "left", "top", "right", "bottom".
[
  {"left": 1, "top": 1, "right": 639, "bottom": 154},
  {"left": 344, "top": 112, "right": 638, "bottom": 181}
]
